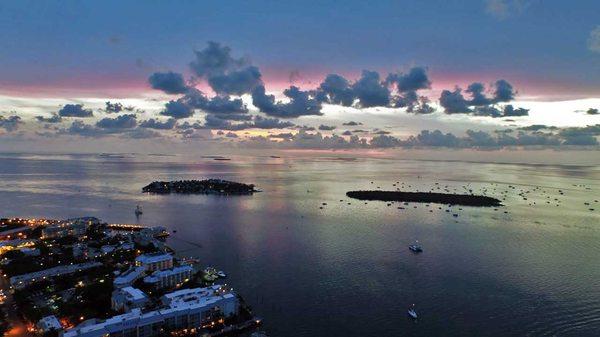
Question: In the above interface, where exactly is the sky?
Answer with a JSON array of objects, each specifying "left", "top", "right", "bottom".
[{"left": 0, "top": 0, "right": 599, "bottom": 154}]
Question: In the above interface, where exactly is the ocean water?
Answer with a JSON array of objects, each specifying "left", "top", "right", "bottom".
[{"left": 0, "top": 153, "right": 599, "bottom": 337}]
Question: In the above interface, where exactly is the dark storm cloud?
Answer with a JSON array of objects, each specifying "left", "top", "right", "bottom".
[
  {"left": 96, "top": 114, "right": 137, "bottom": 129},
  {"left": 160, "top": 100, "right": 194, "bottom": 119},
  {"left": 58, "top": 104, "right": 94, "bottom": 117},
  {"left": 139, "top": 118, "right": 177, "bottom": 130},
  {"left": 148, "top": 71, "right": 190, "bottom": 95},
  {"left": 318, "top": 124, "right": 336, "bottom": 131},
  {"left": 36, "top": 114, "right": 62, "bottom": 123},
  {"left": 0, "top": 115, "right": 23, "bottom": 132},
  {"left": 61, "top": 120, "right": 106, "bottom": 137},
  {"left": 251, "top": 85, "right": 322, "bottom": 118}
]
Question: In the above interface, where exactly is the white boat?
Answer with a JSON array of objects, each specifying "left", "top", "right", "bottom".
[
  {"left": 135, "top": 205, "right": 143, "bottom": 216},
  {"left": 408, "top": 306, "right": 418, "bottom": 319},
  {"left": 409, "top": 241, "right": 423, "bottom": 253}
]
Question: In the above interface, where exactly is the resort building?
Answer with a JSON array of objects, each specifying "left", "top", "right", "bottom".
[
  {"left": 41, "top": 217, "right": 98, "bottom": 240},
  {"left": 111, "top": 287, "right": 149, "bottom": 312},
  {"left": 135, "top": 253, "right": 173, "bottom": 271},
  {"left": 143, "top": 265, "right": 193, "bottom": 289},
  {"left": 10, "top": 262, "right": 103, "bottom": 289},
  {"left": 113, "top": 266, "right": 146, "bottom": 288},
  {"left": 62, "top": 285, "right": 239, "bottom": 337}
]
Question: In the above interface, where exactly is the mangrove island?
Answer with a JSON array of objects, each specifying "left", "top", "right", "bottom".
[
  {"left": 143, "top": 179, "right": 258, "bottom": 194},
  {"left": 346, "top": 190, "right": 502, "bottom": 207}
]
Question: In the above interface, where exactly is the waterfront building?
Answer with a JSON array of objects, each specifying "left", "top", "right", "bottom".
[
  {"left": 62, "top": 285, "right": 239, "bottom": 337},
  {"left": 113, "top": 266, "right": 146, "bottom": 288},
  {"left": 111, "top": 287, "right": 149, "bottom": 312},
  {"left": 135, "top": 253, "right": 173, "bottom": 271},
  {"left": 143, "top": 265, "right": 193, "bottom": 289},
  {"left": 10, "top": 262, "right": 102, "bottom": 289}
]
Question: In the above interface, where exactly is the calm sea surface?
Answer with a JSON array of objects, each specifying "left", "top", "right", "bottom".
[{"left": 0, "top": 153, "right": 599, "bottom": 337}]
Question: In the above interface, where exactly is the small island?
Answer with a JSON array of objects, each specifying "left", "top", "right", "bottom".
[
  {"left": 346, "top": 190, "right": 502, "bottom": 207},
  {"left": 143, "top": 179, "right": 258, "bottom": 194}
]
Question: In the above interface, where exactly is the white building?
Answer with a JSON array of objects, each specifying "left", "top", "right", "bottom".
[
  {"left": 37, "top": 315, "right": 63, "bottom": 332},
  {"left": 143, "top": 265, "right": 193, "bottom": 289},
  {"left": 10, "top": 262, "right": 102, "bottom": 289},
  {"left": 41, "top": 217, "right": 98, "bottom": 240},
  {"left": 113, "top": 266, "right": 146, "bottom": 288},
  {"left": 135, "top": 253, "right": 173, "bottom": 271},
  {"left": 62, "top": 285, "right": 239, "bottom": 337},
  {"left": 111, "top": 287, "right": 149, "bottom": 312}
]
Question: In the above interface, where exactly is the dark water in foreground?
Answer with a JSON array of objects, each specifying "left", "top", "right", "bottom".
[{"left": 0, "top": 153, "right": 599, "bottom": 337}]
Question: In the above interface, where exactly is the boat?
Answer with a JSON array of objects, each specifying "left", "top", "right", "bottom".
[
  {"left": 408, "top": 305, "right": 418, "bottom": 319},
  {"left": 134, "top": 205, "right": 143, "bottom": 216},
  {"left": 409, "top": 241, "right": 423, "bottom": 253},
  {"left": 217, "top": 271, "right": 226, "bottom": 278}
]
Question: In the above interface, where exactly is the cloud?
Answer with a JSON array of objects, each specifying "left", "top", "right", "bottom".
[
  {"left": 207, "top": 66, "right": 262, "bottom": 96},
  {"left": 139, "top": 118, "right": 177, "bottom": 130},
  {"left": 36, "top": 114, "right": 62, "bottom": 123},
  {"left": 387, "top": 67, "right": 431, "bottom": 92},
  {"left": 440, "top": 88, "right": 471, "bottom": 113},
  {"left": 189, "top": 41, "right": 247, "bottom": 77},
  {"left": 268, "top": 132, "right": 295, "bottom": 140},
  {"left": 485, "top": 0, "right": 531, "bottom": 20},
  {"left": 148, "top": 71, "right": 190, "bottom": 95},
  {"left": 370, "top": 134, "right": 402, "bottom": 148},
  {"left": 318, "top": 74, "right": 356, "bottom": 106},
  {"left": 251, "top": 116, "right": 294, "bottom": 129},
  {"left": 61, "top": 120, "right": 106, "bottom": 137},
  {"left": 352, "top": 70, "right": 391, "bottom": 108},
  {"left": 493, "top": 79, "right": 516, "bottom": 102},
  {"left": 58, "top": 104, "right": 93, "bottom": 117},
  {"left": 96, "top": 114, "right": 137, "bottom": 129},
  {"left": 0, "top": 115, "right": 23, "bottom": 132},
  {"left": 342, "top": 130, "right": 352, "bottom": 136},
  {"left": 318, "top": 124, "right": 336, "bottom": 131},
  {"left": 124, "top": 128, "right": 162, "bottom": 139},
  {"left": 188, "top": 42, "right": 261, "bottom": 96},
  {"left": 104, "top": 101, "right": 134, "bottom": 114},
  {"left": 200, "top": 95, "right": 248, "bottom": 114},
  {"left": 439, "top": 80, "right": 524, "bottom": 117},
  {"left": 160, "top": 100, "right": 194, "bottom": 119},
  {"left": 588, "top": 26, "right": 600, "bottom": 53},
  {"left": 252, "top": 85, "right": 323, "bottom": 118}
]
